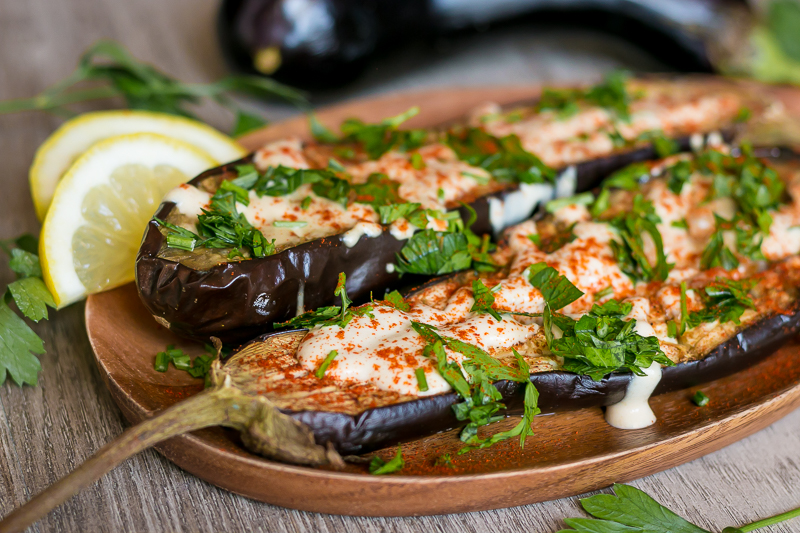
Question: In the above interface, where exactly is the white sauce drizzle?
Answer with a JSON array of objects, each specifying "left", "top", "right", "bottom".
[
  {"left": 389, "top": 218, "right": 416, "bottom": 240},
  {"left": 488, "top": 183, "right": 554, "bottom": 235},
  {"left": 296, "top": 281, "right": 305, "bottom": 316},
  {"left": 341, "top": 221, "right": 383, "bottom": 248},
  {"left": 605, "top": 362, "right": 663, "bottom": 430}
]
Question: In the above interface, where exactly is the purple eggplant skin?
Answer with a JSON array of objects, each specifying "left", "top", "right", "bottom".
[
  {"left": 136, "top": 132, "right": 735, "bottom": 344},
  {"left": 266, "top": 305, "right": 800, "bottom": 455}
]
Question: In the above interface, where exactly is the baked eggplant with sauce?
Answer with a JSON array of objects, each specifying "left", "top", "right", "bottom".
[
  {"left": 137, "top": 76, "right": 752, "bottom": 343},
  {"left": 216, "top": 146, "right": 800, "bottom": 455}
]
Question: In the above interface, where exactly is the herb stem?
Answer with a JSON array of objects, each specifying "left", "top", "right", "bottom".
[
  {"left": 738, "top": 505, "right": 800, "bottom": 532},
  {"left": 0, "top": 86, "right": 120, "bottom": 114}
]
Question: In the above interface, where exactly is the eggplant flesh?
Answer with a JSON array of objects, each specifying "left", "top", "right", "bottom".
[
  {"left": 136, "top": 130, "right": 736, "bottom": 344},
  {"left": 227, "top": 304, "right": 800, "bottom": 455}
]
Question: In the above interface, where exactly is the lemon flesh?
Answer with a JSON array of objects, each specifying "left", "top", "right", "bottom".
[
  {"left": 41, "top": 133, "right": 217, "bottom": 308},
  {"left": 30, "top": 110, "right": 246, "bottom": 220}
]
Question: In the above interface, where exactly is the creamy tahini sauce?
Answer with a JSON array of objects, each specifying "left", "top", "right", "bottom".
[
  {"left": 294, "top": 154, "right": 800, "bottom": 429},
  {"left": 473, "top": 90, "right": 741, "bottom": 168},
  {"left": 605, "top": 361, "right": 662, "bottom": 429}
]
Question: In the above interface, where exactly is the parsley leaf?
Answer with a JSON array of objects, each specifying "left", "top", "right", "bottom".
[
  {"left": 382, "top": 290, "right": 410, "bottom": 312},
  {"left": 528, "top": 262, "right": 585, "bottom": 310},
  {"left": 471, "top": 279, "right": 502, "bottom": 321},
  {"left": 369, "top": 447, "right": 404, "bottom": 475},
  {"left": 395, "top": 230, "right": 473, "bottom": 275},
  {"left": 537, "top": 71, "right": 636, "bottom": 122},
  {"left": 378, "top": 202, "right": 421, "bottom": 224},
  {"left": 336, "top": 107, "right": 427, "bottom": 159},
  {"left": 0, "top": 234, "right": 56, "bottom": 387},
  {"left": 8, "top": 278, "right": 55, "bottom": 322},
  {"left": 277, "top": 273, "right": 373, "bottom": 330},
  {"left": 686, "top": 278, "right": 755, "bottom": 329},
  {"left": 609, "top": 195, "right": 674, "bottom": 282},
  {"left": 446, "top": 127, "right": 556, "bottom": 184},
  {"left": 0, "top": 301, "right": 44, "bottom": 387},
  {"left": 559, "top": 483, "right": 709, "bottom": 533}
]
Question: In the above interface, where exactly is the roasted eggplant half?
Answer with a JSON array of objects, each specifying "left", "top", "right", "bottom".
[
  {"left": 137, "top": 76, "right": 753, "bottom": 343},
  {"left": 215, "top": 146, "right": 800, "bottom": 455}
]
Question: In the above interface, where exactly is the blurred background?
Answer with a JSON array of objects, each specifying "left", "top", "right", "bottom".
[{"left": 5, "top": 0, "right": 799, "bottom": 135}]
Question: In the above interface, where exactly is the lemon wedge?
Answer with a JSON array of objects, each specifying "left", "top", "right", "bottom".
[
  {"left": 40, "top": 133, "right": 217, "bottom": 308},
  {"left": 30, "top": 110, "right": 246, "bottom": 220}
]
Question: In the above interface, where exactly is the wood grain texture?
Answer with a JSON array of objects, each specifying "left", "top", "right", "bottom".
[{"left": 1, "top": 0, "right": 800, "bottom": 531}]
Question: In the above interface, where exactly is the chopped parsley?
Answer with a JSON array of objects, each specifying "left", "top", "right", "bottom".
[
  {"left": 415, "top": 367, "right": 429, "bottom": 392},
  {"left": 446, "top": 127, "right": 556, "bottom": 185},
  {"left": 153, "top": 344, "right": 216, "bottom": 386},
  {"left": 394, "top": 205, "right": 497, "bottom": 276},
  {"left": 311, "top": 107, "right": 427, "bottom": 160},
  {"left": 410, "top": 322, "right": 538, "bottom": 452},
  {"left": 686, "top": 277, "right": 755, "bottom": 329},
  {"left": 692, "top": 390, "right": 710, "bottom": 406},
  {"left": 609, "top": 195, "right": 674, "bottom": 282},
  {"left": 382, "top": 290, "right": 410, "bottom": 311},
  {"left": 528, "top": 224, "right": 577, "bottom": 254},
  {"left": 536, "top": 71, "right": 636, "bottom": 122},
  {"left": 637, "top": 130, "right": 679, "bottom": 158},
  {"left": 470, "top": 279, "right": 502, "bottom": 321},
  {"left": 314, "top": 350, "right": 338, "bottom": 379},
  {"left": 369, "top": 447, "right": 404, "bottom": 475},
  {"left": 545, "top": 192, "right": 594, "bottom": 213},
  {"left": 276, "top": 273, "right": 374, "bottom": 330},
  {"left": 528, "top": 263, "right": 672, "bottom": 381}
]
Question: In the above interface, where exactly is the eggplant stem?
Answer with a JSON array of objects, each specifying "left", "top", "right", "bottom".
[{"left": 0, "top": 388, "right": 233, "bottom": 533}]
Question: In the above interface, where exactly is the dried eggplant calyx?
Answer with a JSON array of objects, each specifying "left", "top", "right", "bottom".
[{"left": 0, "top": 342, "right": 342, "bottom": 533}]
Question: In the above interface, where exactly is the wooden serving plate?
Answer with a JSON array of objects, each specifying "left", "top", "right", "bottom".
[{"left": 86, "top": 85, "right": 800, "bottom": 516}]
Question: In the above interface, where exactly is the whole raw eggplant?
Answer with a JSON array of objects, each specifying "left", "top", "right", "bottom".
[{"left": 217, "top": 0, "right": 746, "bottom": 91}]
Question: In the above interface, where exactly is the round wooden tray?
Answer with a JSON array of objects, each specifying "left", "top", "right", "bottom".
[{"left": 86, "top": 85, "right": 800, "bottom": 516}]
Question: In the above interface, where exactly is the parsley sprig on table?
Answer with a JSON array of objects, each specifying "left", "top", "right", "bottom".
[
  {"left": 559, "top": 483, "right": 800, "bottom": 533},
  {"left": 0, "top": 234, "right": 56, "bottom": 386},
  {"left": 0, "top": 40, "right": 306, "bottom": 136}
]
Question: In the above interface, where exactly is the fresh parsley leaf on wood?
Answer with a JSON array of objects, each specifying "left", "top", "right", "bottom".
[
  {"left": 0, "top": 235, "right": 57, "bottom": 386},
  {"left": 559, "top": 483, "right": 800, "bottom": 533}
]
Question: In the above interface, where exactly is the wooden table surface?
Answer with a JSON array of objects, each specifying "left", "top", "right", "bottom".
[{"left": 1, "top": 1, "right": 799, "bottom": 531}]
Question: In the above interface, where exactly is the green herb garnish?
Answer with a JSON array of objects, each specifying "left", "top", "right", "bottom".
[
  {"left": 315, "top": 350, "right": 338, "bottom": 379},
  {"left": 545, "top": 192, "right": 594, "bottom": 213},
  {"left": 153, "top": 344, "right": 216, "bottom": 386},
  {"left": 415, "top": 367, "right": 429, "bottom": 392},
  {"left": 692, "top": 390, "right": 710, "bottom": 406},
  {"left": 369, "top": 447, "right": 404, "bottom": 475},
  {"left": 0, "top": 235, "right": 58, "bottom": 386},
  {"left": 609, "top": 194, "right": 674, "bottom": 282},
  {"left": 0, "top": 40, "right": 305, "bottom": 136},
  {"left": 277, "top": 273, "right": 373, "bottom": 330},
  {"left": 382, "top": 290, "right": 410, "bottom": 312},
  {"left": 470, "top": 279, "right": 502, "bottom": 321},
  {"left": 561, "top": 482, "right": 800, "bottom": 532},
  {"left": 446, "top": 127, "right": 556, "bottom": 185},
  {"left": 272, "top": 220, "right": 308, "bottom": 228},
  {"left": 536, "top": 71, "right": 636, "bottom": 121},
  {"left": 686, "top": 277, "right": 755, "bottom": 329}
]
